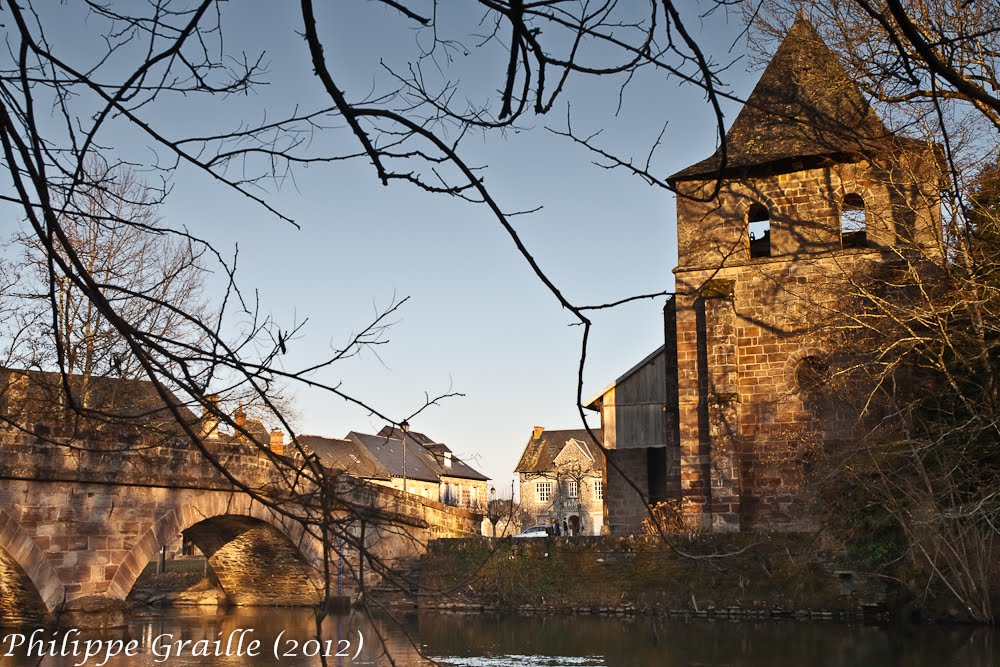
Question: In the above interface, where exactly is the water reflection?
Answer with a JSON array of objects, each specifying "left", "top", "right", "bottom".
[
  {"left": 419, "top": 613, "right": 999, "bottom": 667},
  {"left": 0, "top": 608, "right": 996, "bottom": 666},
  {"left": 1, "top": 607, "right": 428, "bottom": 667}
]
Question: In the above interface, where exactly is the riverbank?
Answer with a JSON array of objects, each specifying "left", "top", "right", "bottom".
[
  {"left": 127, "top": 534, "right": 982, "bottom": 624},
  {"left": 128, "top": 558, "right": 222, "bottom": 607},
  {"left": 414, "top": 534, "right": 904, "bottom": 621}
]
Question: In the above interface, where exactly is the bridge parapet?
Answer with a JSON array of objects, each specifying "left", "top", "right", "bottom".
[
  {"left": 0, "top": 429, "right": 483, "bottom": 623},
  {"left": 334, "top": 479, "right": 482, "bottom": 538},
  {"left": 0, "top": 429, "right": 278, "bottom": 490}
]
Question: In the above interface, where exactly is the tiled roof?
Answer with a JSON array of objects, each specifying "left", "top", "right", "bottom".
[{"left": 514, "top": 428, "right": 604, "bottom": 474}]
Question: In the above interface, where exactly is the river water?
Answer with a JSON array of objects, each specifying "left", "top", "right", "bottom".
[{"left": 0, "top": 607, "right": 996, "bottom": 666}]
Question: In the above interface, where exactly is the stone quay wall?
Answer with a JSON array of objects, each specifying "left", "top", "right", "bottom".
[{"left": 418, "top": 534, "right": 891, "bottom": 620}]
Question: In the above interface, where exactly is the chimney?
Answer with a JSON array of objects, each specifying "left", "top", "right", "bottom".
[
  {"left": 532, "top": 426, "right": 544, "bottom": 440},
  {"left": 234, "top": 405, "right": 247, "bottom": 428},
  {"left": 269, "top": 429, "right": 285, "bottom": 456},
  {"left": 202, "top": 394, "right": 220, "bottom": 440}
]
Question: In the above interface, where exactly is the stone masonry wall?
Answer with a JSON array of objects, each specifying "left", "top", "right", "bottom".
[
  {"left": 419, "top": 534, "right": 889, "bottom": 618},
  {"left": 604, "top": 449, "right": 648, "bottom": 535},
  {"left": 672, "top": 156, "right": 940, "bottom": 531},
  {"left": 0, "top": 432, "right": 482, "bottom": 618}
]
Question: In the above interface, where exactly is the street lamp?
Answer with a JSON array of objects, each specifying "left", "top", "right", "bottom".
[
  {"left": 489, "top": 486, "right": 498, "bottom": 537},
  {"left": 400, "top": 419, "right": 409, "bottom": 495}
]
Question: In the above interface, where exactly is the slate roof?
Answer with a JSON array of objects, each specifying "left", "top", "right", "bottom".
[
  {"left": 514, "top": 428, "right": 604, "bottom": 474},
  {"left": 670, "top": 16, "right": 902, "bottom": 182},
  {"left": 223, "top": 417, "right": 270, "bottom": 446},
  {"left": 298, "top": 434, "right": 390, "bottom": 480},
  {"left": 437, "top": 456, "right": 489, "bottom": 481},
  {"left": 0, "top": 366, "right": 200, "bottom": 436},
  {"left": 376, "top": 425, "right": 489, "bottom": 481},
  {"left": 347, "top": 431, "right": 447, "bottom": 483},
  {"left": 377, "top": 425, "right": 436, "bottom": 446}
]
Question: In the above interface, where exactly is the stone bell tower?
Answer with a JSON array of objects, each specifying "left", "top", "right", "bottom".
[{"left": 665, "top": 16, "right": 942, "bottom": 531}]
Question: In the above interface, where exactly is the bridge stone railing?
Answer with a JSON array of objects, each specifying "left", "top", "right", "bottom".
[{"left": 0, "top": 428, "right": 481, "bottom": 622}]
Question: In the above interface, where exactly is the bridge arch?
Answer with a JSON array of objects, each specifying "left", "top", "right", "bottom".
[
  {"left": 0, "top": 508, "right": 65, "bottom": 615},
  {"left": 107, "top": 492, "right": 325, "bottom": 606}
]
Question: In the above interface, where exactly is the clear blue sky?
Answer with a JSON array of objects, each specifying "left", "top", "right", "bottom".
[{"left": 25, "top": 3, "right": 767, "bottom": 489}]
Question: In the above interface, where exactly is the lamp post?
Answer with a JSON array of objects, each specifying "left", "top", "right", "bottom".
[
  {"left": 489, "top": 486, "right": 497, "bottom": 537},
  {"left": 400, "top": 419, "right": 409, "bottom": 495}
]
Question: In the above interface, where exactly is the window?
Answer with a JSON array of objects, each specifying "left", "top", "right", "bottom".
[
  {"left": 441, "top": 483, "right": 456, "bottom": 505},
  {"left": 747, "top": 203, "right": 771, "bottom": 258},
  {"left": 567, "top": 480, "right": 579, "bottom": 498},
  {"left": 594, "top": 480, "right": 604, "bottom": 500},
  {"left": 795, "top": 355, "right": 830, "bottom": 393},
  {"left": 536, "top": 481, "right": 552, "bottom": 502},
  {"left": 841, "top": 193, "right": 867, "bottom": 248},
  {"left": 461, "top": 487, "right": 471, "bottom": 506}
]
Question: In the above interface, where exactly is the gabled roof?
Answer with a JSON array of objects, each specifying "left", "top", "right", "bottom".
[
  {"left": 377, "top": 425, "right": 436, "bottom": 446},
  {"left": 670, "top": 16, "right": 892, "bottom": 182},
  {"left": 437, "top": 457, "right": 489, "bottom": 481},
  {"left": 223, "top": 417, "right": 270, "bottom": 446},
  {"left": 585, "top": 344, "right": 666, "bottom": 410},
  {"left": 514, "top": 428, "right": 604, "bottom": 474},
  {"left": 297, "top": 434, "right": 390, "bottom": 480},
  {"left": 347, "top": 431, "right": 444, "bottom": 483},
  {"left": 376, "top": 425, "right": 489, "bottom": 481},
  {"left": 553, "top": 436, "right": 603, "bottom": 467}
]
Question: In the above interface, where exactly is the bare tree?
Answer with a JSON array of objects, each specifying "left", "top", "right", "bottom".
[
  {"left": 718, "top": 0, "right": 1000, "bottom": 624},
  {"left": 15, "top": 158, "right": 206, "bottom": 390},
  {"left": 0, "top": 0, "right": 998, "bottom": 643}
]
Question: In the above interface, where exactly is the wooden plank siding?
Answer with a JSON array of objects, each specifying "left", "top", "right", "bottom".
[{"left": 597, "top": 349, "right": 676, "bottom": 451}]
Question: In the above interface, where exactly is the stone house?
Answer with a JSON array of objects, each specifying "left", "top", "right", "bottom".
[
  {"left": 514, "top": 427, "right": 605, "bottom": 535},
  {"left": 301, "top": 427, "right": 490, "bottom": 510},
  {"left": 586, "top": 17, "right": 942, "bottom": 535},
  {"left": 376, "top": 426, "right": 491, "bottom": 509}
]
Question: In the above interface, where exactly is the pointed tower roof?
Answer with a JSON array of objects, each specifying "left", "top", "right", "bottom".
[{"left": 670, "top": 16, "right": 891, "bottom": 182}]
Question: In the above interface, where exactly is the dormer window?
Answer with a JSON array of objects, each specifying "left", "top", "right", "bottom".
[
  {"left": 841, "top": 193, "right": 867, "bottom": 248},
  {"left": 747, "top": 203, "right": 771, "bottom": 258}
]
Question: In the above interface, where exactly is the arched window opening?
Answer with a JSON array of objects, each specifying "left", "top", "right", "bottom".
[
  {"left": 747, "top": 203, "right": 771, "bottom": 258},
  {"left": 841, "top": 193, "right": 867, "bottom": 248},
  {"left": 795, "top": 355, "right": 830, "bottom": 394}
]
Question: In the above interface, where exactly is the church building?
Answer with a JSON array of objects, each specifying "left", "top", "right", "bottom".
[{"left": 586, "top": 17, "right": 942, "bottom": 534}]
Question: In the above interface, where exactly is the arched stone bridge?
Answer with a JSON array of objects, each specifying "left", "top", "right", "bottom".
[{"left": 0, "top": 429, "right": 480, "bottom": 624}]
